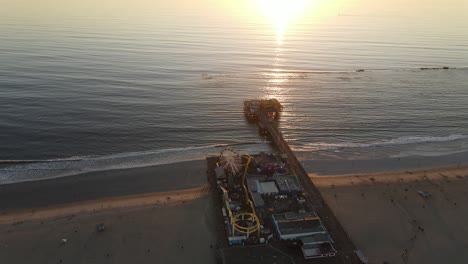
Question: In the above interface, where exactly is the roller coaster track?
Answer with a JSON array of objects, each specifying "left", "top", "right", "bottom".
[{"left": 219, "top": 155, "right": 260, "bottom": 237}]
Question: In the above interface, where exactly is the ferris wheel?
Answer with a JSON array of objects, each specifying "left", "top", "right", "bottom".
[{"left": 219, "top": 148, "right": 243, "bottom": 175}]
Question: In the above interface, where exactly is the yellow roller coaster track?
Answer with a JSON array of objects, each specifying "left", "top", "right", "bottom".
[{"left": 219, "top": 155, "right": 260, "bottom": 237}]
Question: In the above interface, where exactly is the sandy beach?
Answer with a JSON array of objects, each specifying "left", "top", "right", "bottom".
[
  {"left": 0, "top": 160, "right": 219, "bottom": 264},
  {"left": 311, "top": 166, "right": 468, "bottom": 264},
  {"left": 1, "top": 158, "right": 468, "bottom": 264},
  {"left": 0, "top": 184, "right": 210, "bottom": 225},
  {"left": 0, "top": 194, "right": 219, "bottom": 264},
  {"left": 0, "top": 160, "right": 207, "bottom": 210}
]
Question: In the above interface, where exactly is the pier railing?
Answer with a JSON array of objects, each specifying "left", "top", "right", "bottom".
[
  {"left": 258, "top": 112, "right": 323, "bottom": 208},
  {"left": 256, "top": 110, "right": 361, "bottom": 263}
]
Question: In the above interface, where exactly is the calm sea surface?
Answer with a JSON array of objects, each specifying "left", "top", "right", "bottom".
[{"left": 1, "top": 0, "right": 468, "bottom": 183}]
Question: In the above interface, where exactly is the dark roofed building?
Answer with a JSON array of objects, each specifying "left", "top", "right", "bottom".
[
  {"left": 251, "top": 192, "right": 265, "bottom": 208},
  {"left": 274, "top": 175, "right": 302, "bottom": 193},
  {"left": 301, "top": 234, "right": 337, "bottom": 259},
  {"left": 272, "top": 212, "right": 326, "bottom": 240}
]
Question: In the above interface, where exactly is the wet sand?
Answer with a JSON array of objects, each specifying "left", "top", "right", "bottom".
[
  {"left": 311, "top": 166, "right": 468, "bottom": 264},
  {"left": 0, "top": 160, "right": 207, "bottom": 210},
  {"left": 0, "top": 159, "right": 218, "bottom": 264},
  {"left": 1, "top": 159, "right": 468, "bottom": 264},
  {"left": 303, "top": 150, "right": 468, "bottom": 175}
]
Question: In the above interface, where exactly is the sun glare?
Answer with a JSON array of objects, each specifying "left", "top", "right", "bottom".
[{"left": 256, "top": 0, "right": 311, "bottom": 43}]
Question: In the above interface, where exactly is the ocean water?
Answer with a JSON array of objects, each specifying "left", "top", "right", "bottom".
[{"left": 1, "top": 0, "right": 468, "bottom": 183}]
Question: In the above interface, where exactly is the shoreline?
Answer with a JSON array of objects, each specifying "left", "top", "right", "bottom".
[
  {"left": 310, "top": 164, "right": 468, "bottom": 183},
  {"left": 302, "top": 150, "right": 468, "bottom": 175},
  {"left": 3, "top": 162, "right": 466, "bottom": 224},
  {"left": 0, "top": 160, "right": 219, "bottom": 264},
  {"left": 1, "top": 155, "right": 467, "bottom": 263},
  {"left": 2, "top": 152, "right": 468, "bottom": 212},
  {"left": 2, "top": 150, "right": 468, "bottom": 187},
  {"left": 0, "top": 160, "right": 207, "bottom": 210}
]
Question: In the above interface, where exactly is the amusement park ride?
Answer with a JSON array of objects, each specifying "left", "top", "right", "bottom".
[
  {"left": 207, "top": 99, "right": 363, "bottom": 264},
  {"left": 214, "top": 148, "right": 337, "bottom": 260}
]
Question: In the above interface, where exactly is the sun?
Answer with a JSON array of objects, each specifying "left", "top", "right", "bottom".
[
  {"left": 257, "top": 0, "right": 309, "bottom": 23},
  {"left": 256, "top": 0, "right": 311, "bottom": 42}
]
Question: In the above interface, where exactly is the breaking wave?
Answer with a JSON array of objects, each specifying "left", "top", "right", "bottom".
[
  {"left": 0, "top": 141, "right": 273, "bottom": 185},
  {"left": 292, "top": 134, "right": 468, "bottom": 152}
]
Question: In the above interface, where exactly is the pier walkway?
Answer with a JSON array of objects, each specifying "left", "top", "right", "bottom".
[
  {"left": 257, "top": 111, "right": 362, "bottom": 264},
  {"left": 258, "top": 112, "right": 323, "bottom": 208}
]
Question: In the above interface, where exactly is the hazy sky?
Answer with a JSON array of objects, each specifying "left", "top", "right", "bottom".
[
  {"left": 1, "top": 0, "right": 467, "bottom": 49},
  {"left": 3, "top": 0, "right": 467, "bottom": 21}
]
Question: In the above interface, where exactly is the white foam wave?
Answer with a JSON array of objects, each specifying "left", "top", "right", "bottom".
[
  {"left": 292, "top": 134, "right": 468, "bottom": 152},
  {"left": 0, "top": 142, "right": 273, "bottom": 185}
]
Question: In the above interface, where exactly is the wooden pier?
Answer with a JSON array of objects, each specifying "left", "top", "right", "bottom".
[
  {"left": 207, "top": 99, "right": 364, "bottom": 264},
  {"left": 255, "top": 106, "right": 362, "bottom": 264}
]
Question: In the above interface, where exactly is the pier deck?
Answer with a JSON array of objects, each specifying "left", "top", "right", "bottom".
[
  {"left": 257, "top": 110, "right": 362, "bottom": 263},
  {"left": 206, "top": 100, "right": 364, "bottom": 264}
]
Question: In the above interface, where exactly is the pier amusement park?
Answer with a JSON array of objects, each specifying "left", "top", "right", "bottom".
[{"left": 206, "top": 99, "right": 365, "bottom": 264}]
